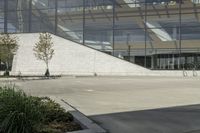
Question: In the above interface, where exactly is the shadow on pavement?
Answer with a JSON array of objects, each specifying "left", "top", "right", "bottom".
[{"left": 90, "top": 104, "right": 200, "bottom": 133}]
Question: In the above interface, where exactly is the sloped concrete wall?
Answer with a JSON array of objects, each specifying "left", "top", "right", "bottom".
[
  {"left": 10, "top": 33, "right": 200, "bottom": 77},
  {"left": 11, "top": 33, "right": 152, "bottom": 76}
]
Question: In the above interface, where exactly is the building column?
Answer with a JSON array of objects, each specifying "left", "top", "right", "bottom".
[
  {"left": 172, "top": 54, "right": 175, "bottom": 70},
  {"left": 194, "top": 54, "right": 198, "bottom": 64},
  {"left": 151, "top": 55, "right": 154, "bottom": 69}
]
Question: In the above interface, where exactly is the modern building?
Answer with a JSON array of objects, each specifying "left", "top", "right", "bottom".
[{"left": 1, "top": 0, "right": 200, "bottom": 74}]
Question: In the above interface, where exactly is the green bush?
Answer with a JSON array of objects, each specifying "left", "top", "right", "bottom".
[
  {"left": 0, "top": 86, "right": 43, "bottom": 133},
  {"left": 0, "top": 86, "right": 80, "bottom": 133},
  {"left": 37, "top": 97, "right": 73, "bottom": 123}
]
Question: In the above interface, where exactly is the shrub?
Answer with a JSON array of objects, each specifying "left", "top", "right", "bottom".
[
  {"left": 36, "top": 97, "right": 73, "bottom": 123},
  {"left": 0, "top": 86, "right": 81, "bottom": 133},
  {"left": 30, "top": 97, "right": 77, "bottom": 133},
  {"left": 0, "top": 86, "right": 43, "bottom": 133},
  {"left": 28, "top": 96, "right": 74, "bottom": 123}
]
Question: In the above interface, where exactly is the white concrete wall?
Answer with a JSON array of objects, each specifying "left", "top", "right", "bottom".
[
  {"left": 10, "top": 33, "right": 200, "bottom": 77},
  {"left": 11, "top": 33, "right": 152, "bottom": 76}
]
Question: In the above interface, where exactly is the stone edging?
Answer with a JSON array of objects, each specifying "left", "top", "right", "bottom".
[
  {"left": 50, "top": 97, "right": 106, "bottom": 133},
  {"left": 67, "top": 111, "right": 106, "bottom": 133}
]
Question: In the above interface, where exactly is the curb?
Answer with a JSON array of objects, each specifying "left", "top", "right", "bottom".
[{"left": 50, "top": 97, "right": 106, "bottom": 133}]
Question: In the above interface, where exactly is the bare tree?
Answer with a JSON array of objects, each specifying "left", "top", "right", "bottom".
[
  {"left": 0, "top": 34, "right": 18, "bottom": 76},
  {"left": 33, "top": 33, "right": 54, "bottom": 77}
]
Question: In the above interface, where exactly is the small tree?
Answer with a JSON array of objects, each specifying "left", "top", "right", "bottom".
[
  {"left": 0, "top": 34, "right": 18, "bottom": 76},
  {"left": 33, "top": 33, "right": 54, "bottom": 77}
]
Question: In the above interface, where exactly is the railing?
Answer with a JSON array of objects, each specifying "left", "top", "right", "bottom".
[{"left": 183, "top": 62, "right": 199, "bottom": 77}]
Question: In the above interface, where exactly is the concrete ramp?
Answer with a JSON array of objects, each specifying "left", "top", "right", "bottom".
[{"left": 11, "top": 33, "right": 151, "bottom": 76}]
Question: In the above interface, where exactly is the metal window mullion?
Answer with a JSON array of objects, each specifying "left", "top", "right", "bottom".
[
  {"left": 55, "top": 0, "right": 58, "bottom": 34},
  {"left": 144, "top": 1, "right": 147, "bottom": 67},
  {"left": 4, "top": 0, "right": 8, "bottom": 33},
  {"left": 112, "top": 0, "right": 115, "bottom": 55},
  {"left": 83, "top": 0, "right": 86, "bottom": 45},
  {"left": 29, "top": 0, "right": 32, "bottom": 32},
  {"left": 179, "top": 0, "right": 182, "bottom": 69}
]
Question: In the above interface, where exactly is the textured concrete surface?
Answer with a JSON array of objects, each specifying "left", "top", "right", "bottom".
[
  {"left": 10, "top": 33, "right": 200, "bottom": 77},
  {"left": 11, "top": 33, "right": 150, "bottom": 76},
  {"left": 3, "top": 76, "right": 200, "bottom": 133}
]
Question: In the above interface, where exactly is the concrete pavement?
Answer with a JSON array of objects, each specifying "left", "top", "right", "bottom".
[{"left": 2, "top": 76, "right": 200, "bottom": 133}]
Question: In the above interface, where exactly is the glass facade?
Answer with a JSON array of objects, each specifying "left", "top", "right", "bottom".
[{"left": 1, "top": 0, "right": 200, "bottom": 70}]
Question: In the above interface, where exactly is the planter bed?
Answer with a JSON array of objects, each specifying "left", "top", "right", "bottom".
[{"left": 0, "top": 86, "right": 82, "bottom": 133}]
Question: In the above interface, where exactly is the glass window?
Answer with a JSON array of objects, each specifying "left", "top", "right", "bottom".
[
  {"left": 0, "top": 0, "right": 4, "bottom": 10},
  {"left": 32, "top": 0, "right": 56, "bottom": 9},
  {"left": 57, "top": 0, "right": 83, "bottom": 43},
  {"left": 159, "top": 21, "right": 200, "bottom": 40}
]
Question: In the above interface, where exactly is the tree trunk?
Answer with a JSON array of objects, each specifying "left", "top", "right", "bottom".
[
  {"left": 5, "top": 62, "right": 8, "bottom": 71},
  {"left": 4, "top": 62, "right": 9, "bottom": 76},
  {"left": 45, "top": 62, "right": 50, "bottom": 77}
]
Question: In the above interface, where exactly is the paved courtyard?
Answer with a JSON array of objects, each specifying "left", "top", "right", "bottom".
[{"left": 2, "top": 76, "right": 200, "bottom": 133}]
